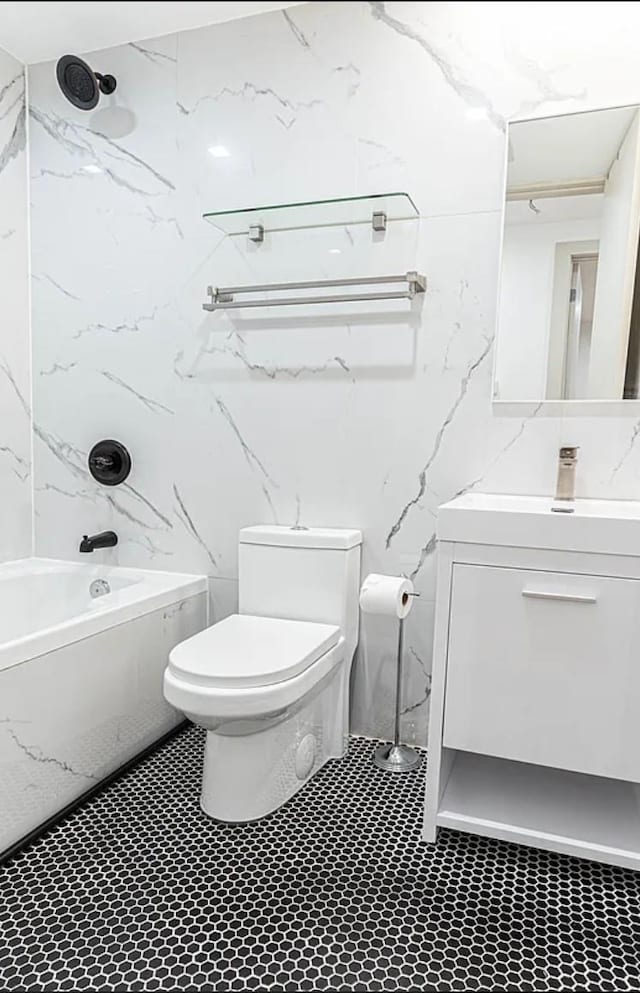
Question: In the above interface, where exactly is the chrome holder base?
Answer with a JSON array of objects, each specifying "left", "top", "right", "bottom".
[
  {"left": 374, "top": 742, "right": 421, "bottom": 774},
  {"left": 372, "top": 608, "right": 422, "bottom": 775}
]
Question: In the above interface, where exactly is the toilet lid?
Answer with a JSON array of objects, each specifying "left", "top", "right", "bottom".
[{"left": 168, "top": 614, "right": 341, "bottom": 688}]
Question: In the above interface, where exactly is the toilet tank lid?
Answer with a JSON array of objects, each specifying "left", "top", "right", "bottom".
[{"left": 239, "top": 525, "right": 362, "bottom": 550}]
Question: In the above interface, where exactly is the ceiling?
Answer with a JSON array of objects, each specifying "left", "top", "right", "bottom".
[
  {"left": 0, "top": 1, "right": 305, "bottom": 64},
  {"left": 508, "top": 105, "right": 638, "bottom": 189}
]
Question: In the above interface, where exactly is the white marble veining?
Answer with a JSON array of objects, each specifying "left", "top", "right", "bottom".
[
  {"left": 0, "top": 558, "right": 207, "bottom": 853},
  {"left": 0, "top": 46, "right": 30, "bottom": 562},
  {"left": 26, "top": 2, "right": 640, "bottom": 743},
  {"left": 0, "top": 599, "right": 205, "bottom": 854}
]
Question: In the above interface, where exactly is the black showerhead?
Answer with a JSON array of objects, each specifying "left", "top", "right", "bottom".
[{"left": 56, "top": 55, "right": 116, "bottom": 111}]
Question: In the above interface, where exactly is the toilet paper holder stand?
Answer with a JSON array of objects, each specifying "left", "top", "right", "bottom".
[{"left": 374, "top": 592, "right": 422, "bottom": 774}]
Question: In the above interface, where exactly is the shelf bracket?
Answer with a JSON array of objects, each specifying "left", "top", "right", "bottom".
[
  {"left": 372, "top": 210, "right": 387, "bottom": 233},
  {"left": 407, "top": 270, "right": 426, "bottom": 295},
  {"left": 248, "top": 224, "right": 264, "bottom": 244}
]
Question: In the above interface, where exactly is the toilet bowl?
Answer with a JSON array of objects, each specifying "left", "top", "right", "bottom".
[{"left": 163, "top": 525, "right": 362, "bottom": 822}]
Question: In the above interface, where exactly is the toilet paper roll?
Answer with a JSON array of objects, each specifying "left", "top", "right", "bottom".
[{"left": 359, "top": 573, "right": 415, "bottom": 620}]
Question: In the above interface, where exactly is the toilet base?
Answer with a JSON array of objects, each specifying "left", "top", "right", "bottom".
[{"left": 200, "top": 663, "right": 346, "bottom": 822}]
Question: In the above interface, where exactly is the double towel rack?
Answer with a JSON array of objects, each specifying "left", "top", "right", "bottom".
[{"left": 203, "top": 271, "right": 426, "bottom": 311}]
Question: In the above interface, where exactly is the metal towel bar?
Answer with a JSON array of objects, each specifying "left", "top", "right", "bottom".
[{"left": 203, "top": 271, "right": 426, "bottom": 311}]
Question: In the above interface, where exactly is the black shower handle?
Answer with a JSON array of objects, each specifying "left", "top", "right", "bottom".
[
  {"left": 88, "top": 440, "right": 131, "bottom": 486},
  {"left": 89, "top": 454, "right": 115, "bottom": 471}
]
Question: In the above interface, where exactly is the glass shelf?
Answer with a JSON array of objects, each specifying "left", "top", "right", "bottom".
[{"left": 203, "top": 192, "right": 420, "bottom": 236}]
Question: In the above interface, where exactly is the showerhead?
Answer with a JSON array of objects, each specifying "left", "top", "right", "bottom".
[{"left": 56, "top": 55, "right": 116, "bottom": 111}]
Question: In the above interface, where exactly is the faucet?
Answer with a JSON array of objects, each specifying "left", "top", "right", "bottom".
[
  {"left": 552, "top": 446, "right": 579, "bottom": 512},
  {"left": 79, "top": 530, "right": 118, "bottom": 553}
]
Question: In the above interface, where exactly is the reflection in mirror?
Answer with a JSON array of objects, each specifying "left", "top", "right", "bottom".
[{"left": 494, "top": 105, "right": 640, "bottom": 402}]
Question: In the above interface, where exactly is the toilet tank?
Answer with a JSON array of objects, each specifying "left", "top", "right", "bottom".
[{"left": 238, "top": 526, "right": 362, "bottom": 662}]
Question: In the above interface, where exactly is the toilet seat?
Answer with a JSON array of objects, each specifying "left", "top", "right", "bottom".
[
  {"left": 168, "top": 614, "right": 340, "bottom": 689},
  {"left": 164, "top": 615, "right": 345, "bottom": 723}
]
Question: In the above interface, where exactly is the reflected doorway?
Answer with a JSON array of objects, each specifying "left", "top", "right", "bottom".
[{"left": 562, "top": 253, "right": 599, "bottom": 399}]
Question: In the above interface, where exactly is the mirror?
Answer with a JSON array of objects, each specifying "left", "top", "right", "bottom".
[{"left": 494, "top": 105, "right": 640, "bottom": 402}]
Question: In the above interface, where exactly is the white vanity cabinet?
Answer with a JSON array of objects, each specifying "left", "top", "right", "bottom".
[{"left": 424, "top": 493, "right": 640, "bottom": 871}]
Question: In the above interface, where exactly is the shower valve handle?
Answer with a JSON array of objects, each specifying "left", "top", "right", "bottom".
[{"left": 90, "top": 454, "right": 115, "bottom": 471}]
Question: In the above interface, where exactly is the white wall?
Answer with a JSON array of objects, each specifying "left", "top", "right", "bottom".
[
  {"left": 589, "top": 110, "right": 640, "bottom": 398},
  {"left": 0, "top": 46, "right": 30, "bottom": 562},
  {"left": 497, "top": 210, "right": 601, "bottom": 399},
  {"left": 25, "top": 1, "right": 640, "bottom": 744}
]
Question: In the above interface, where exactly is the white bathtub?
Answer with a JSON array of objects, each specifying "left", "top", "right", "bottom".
[{"left": 0, "top": 558, "right": 208, "bottom": 856}]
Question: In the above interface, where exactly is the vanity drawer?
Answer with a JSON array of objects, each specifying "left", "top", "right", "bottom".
[{"left": 443, "top": 564, "right": 640, "bottom": 783}]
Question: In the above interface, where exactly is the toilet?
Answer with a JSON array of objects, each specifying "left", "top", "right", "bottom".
[{"left": 163, "top": 525, "right": 362, "bottom": 822}]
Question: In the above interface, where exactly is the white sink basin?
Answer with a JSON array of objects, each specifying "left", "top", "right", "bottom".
[{"left": 437, "top": 493, "right": 640, "bottom": 556}]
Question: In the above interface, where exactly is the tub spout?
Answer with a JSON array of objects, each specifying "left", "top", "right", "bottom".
[{"left": 79, "top": 530, "right": 118, "bottom": 553}]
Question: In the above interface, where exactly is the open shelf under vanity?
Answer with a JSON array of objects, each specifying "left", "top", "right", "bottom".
[{"left": 437, "top": 750, "right": 640, "bottom": 871}]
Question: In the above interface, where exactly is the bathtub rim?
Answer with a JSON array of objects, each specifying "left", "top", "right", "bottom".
[{"left": 0, "top": 557, "right": 208, "bottom": 674}]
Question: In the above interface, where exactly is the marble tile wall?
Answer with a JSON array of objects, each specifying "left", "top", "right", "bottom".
[
  {"left": 0, "top": 46, "right": 30, "bottom": 561},
  {"left": 26, "top": 2, "right": 640, "bottom": 743}
]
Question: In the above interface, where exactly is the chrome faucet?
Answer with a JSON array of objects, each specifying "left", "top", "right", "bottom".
[{"left": 552, "top": 446, "right": 578, "bottom": 512}]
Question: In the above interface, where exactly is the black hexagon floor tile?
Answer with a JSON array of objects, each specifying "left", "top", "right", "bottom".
[{"left": 1, "top": 727, "right": 640, "bottom": 991}]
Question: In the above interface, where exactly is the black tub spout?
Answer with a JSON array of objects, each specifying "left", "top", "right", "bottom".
[{"left": 79, "top": 531, "right": 118, "bottom": 553}]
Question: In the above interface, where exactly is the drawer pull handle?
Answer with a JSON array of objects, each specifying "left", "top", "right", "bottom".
[{"left": 521, "top": 590, "right": 597, "bottom": 604}]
